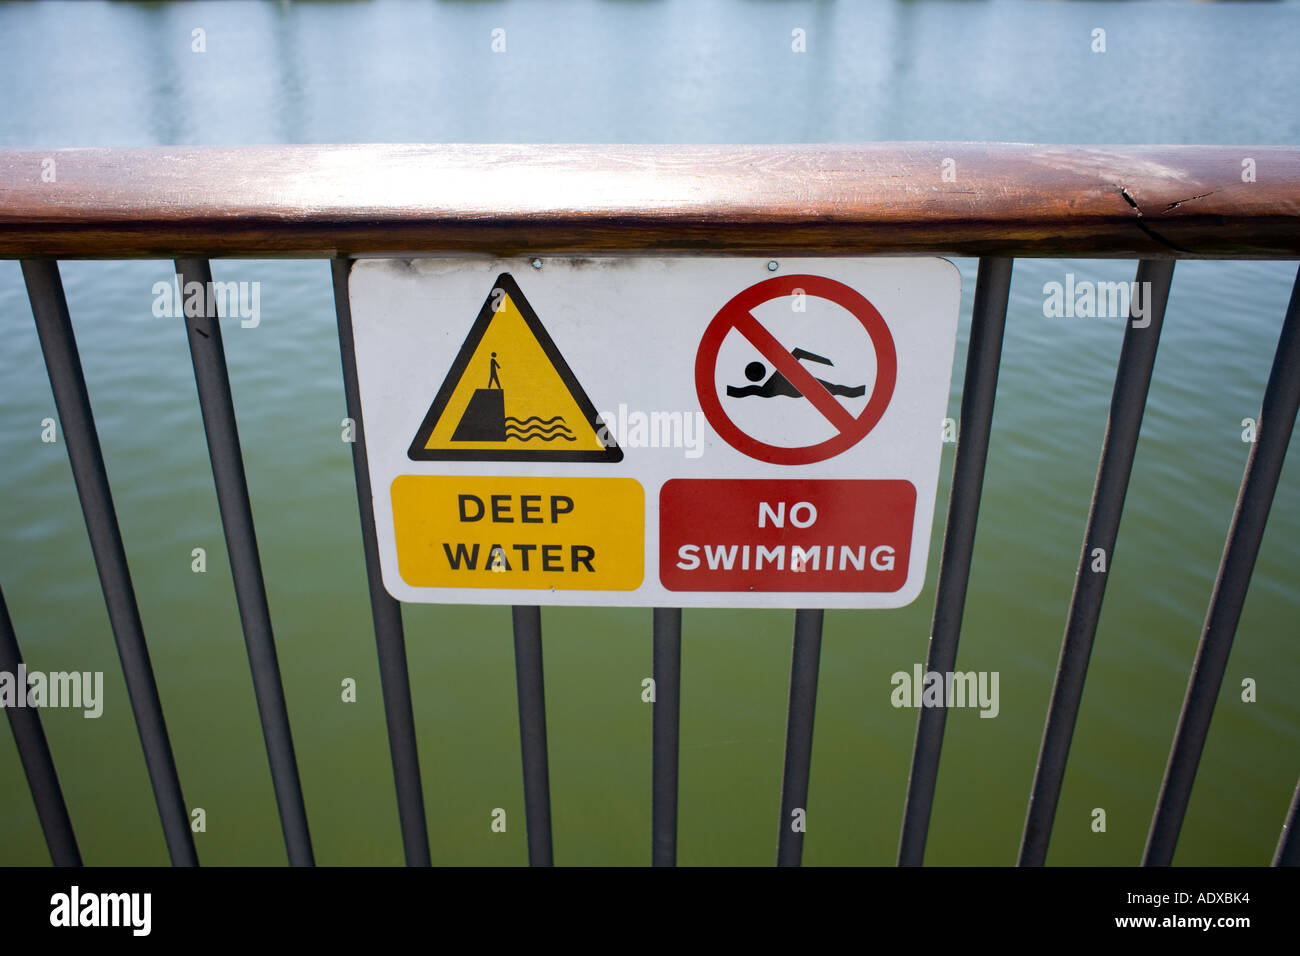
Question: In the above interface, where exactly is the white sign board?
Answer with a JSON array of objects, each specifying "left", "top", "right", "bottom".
[{"left": 348, "top": 257, "right": 961, "bottom": 609}]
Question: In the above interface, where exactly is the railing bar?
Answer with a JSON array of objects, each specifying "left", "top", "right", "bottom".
[
  {"left": 898, "top": 256, "right": 1013, "bottom": 866},
  {"left": 20, "top": 259, "right": 197, "bottom": 866},
  {"left": 1144, "top": 263, "right": 1300, "bottom": 866},
  {"left": 776, "top": 608, "right": 824, "bottom": 867},
  {"left": 1273, "top": 774, "right": 1300, "bottom": 866},
  {"left": 512, "top": 605, "right": 553, "bottom": 866},
  {"left": 651, "top": 607, "right": 682, "bottom": 867},
  {"left": 330, "top": 258, "right": 431, "bottom": 867},
  {"left": 173, "top": 258, "right": 314, "bottom": 866},
  {"left": 5, "top": 144, "right": 1300, "bottom": 261},
  {"left": 0, "top": 583, "right": 82, "bottom": 866},
  {"left": 1019, "top": 259, "right": 1174, "bottom": 866}
]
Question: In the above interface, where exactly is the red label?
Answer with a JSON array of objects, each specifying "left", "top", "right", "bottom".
[{"left": 659, "top": 479, "right": 915, "bottom": 593}]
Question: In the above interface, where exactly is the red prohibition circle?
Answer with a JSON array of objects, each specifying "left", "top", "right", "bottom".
[{"left": 695, "top": 274, "right": 897, "bottom": 466}]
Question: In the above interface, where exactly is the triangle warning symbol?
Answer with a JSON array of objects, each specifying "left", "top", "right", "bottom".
[{"left": 408, "top": 273, "right": 623, "bottom": 462}]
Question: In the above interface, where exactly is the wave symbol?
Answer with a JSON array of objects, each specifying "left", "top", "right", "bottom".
[
  {"left": 503, "top": 414, "right": 576, "bottom": 442},
  {"left": 503, "top": 415, "right": 566, "bottom": 427},
  {"left": 504, "top": 430, "right": 576, "bottom": 442}
]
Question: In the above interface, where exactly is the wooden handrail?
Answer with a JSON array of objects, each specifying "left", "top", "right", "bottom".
[{"left": 1, "top": 143, "right": 1298, "bottom": 259}]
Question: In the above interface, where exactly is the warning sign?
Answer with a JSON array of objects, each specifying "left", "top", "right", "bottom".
[
  {"left": 347, "top": 256, "right": 961, "bottom": 609},
  {"left": 408, "top": 274, "right": 621, "bottom": 462},
  {"left": 695, "top": 275, "right": 898, "bottom": 465},
  {"left": 392, "top": 476, "right": 643, "bottom": 590},
  {"left": 660, "top": 479, "right": 915, "bottom": 592}
]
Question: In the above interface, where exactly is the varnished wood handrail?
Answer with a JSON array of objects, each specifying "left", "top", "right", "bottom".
[{"left": 1, "top": 143, "right": 1297, "bottom": 259}]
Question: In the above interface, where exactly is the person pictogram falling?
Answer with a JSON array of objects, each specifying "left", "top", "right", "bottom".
[
  {"left": 726, "top": 347, "right": 866, "bottom": 399},
  {"left": 451, "top": 350, "right": 577, "bottom": 443}
]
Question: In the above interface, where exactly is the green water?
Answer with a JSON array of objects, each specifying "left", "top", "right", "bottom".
[{"left": 1, "top": 0, "right": 1298, "bottom": 866}]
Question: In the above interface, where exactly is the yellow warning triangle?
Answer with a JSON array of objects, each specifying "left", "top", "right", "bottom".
[{"left": 408, "top": 273, "right": 622, "bottom": 462}]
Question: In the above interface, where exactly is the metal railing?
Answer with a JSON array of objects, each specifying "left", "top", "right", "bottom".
[{"left": 2, "top": 144, "right": 1298, "bottom": 867}]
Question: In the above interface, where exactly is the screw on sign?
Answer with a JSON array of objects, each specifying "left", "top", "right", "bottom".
[{"left": 694, "top": 274, "right": 898, "bottom": 465}]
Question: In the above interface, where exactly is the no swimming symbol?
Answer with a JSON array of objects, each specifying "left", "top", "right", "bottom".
[{"left": 695, "top": 274, "right": 898, "bottom": 465}]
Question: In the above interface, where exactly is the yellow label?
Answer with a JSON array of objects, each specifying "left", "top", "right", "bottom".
[{"left": 392, "top": 476, "right": 644, "bottom": 590}]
